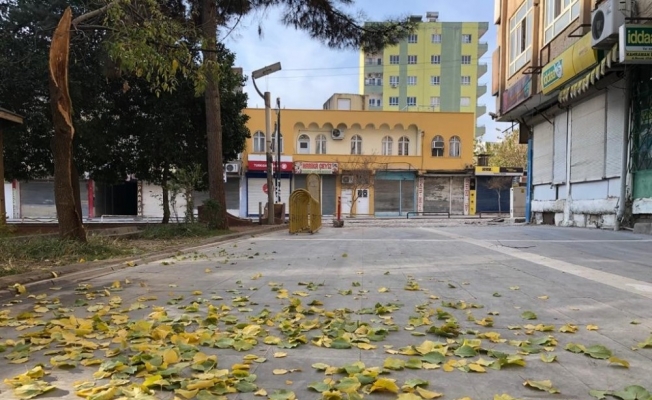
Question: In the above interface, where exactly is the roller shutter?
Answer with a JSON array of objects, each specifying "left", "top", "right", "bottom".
[
  {"left": 605, "top": 87, "right": 625, "bottom": 178},
  {"left": 321, "top": 176, "right": 336, "bottom": 215},
  {"left": 374, "top": 172, "right": 415, "bottom": 215},
  {"left": 532, "top": 121, "right": 553, "bottom": 185},
  {"left": 423, "top": 177, "right": 450, "bottom": 213},
  {"left": 571, "top": 93, "right": 606, "bottom": 182},
  {"left": 247, "top": 177, "right": 291, "bottom": 216},
  {"left": 553, "top": 112, "right": 568, "bottom": 184}
]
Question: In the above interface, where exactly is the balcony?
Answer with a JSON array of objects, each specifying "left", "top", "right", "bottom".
[
  {"left": 475, "top": 125, "right": 486, "bottom": 138},
  {"left": 365, "top": 58, "right": 383, "bottom": 66},
  {"left": 478, "top": 42, "right": 488, "bottom": 58},
  {"left": 478, "top": 22, "right": 489, "bottom": 39},
  {"left": 476, "top": 104, "right": 487, "bottom": 117},
  {"left": 476, "top": 84, "right": 487, "bottom": 98},
  {"left": 478, "top": 63, "right": 488, "bottom": 79}
]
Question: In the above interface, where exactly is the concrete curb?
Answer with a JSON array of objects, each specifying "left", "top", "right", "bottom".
[{"left": 0, "top": 225, "right": 287, "bottom": 299}]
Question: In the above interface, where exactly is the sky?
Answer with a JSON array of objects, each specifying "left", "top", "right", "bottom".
[{"left": 224, "top": 0, "right": 509, "bottom": 142}]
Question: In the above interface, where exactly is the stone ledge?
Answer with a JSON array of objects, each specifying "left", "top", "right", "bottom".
[{"left": 633, "top": 222, "right": 652, "bottom": 235}]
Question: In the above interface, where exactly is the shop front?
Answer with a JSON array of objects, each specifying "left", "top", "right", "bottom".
[
  {"left": 293, "top": 161, "right": 338, "bottom": 216},
  {"left": 246, "top": 154, "right": 293, "bottom": 217},
  {"left": 374, "top": 171, "right": 416, "bottom": 217}
]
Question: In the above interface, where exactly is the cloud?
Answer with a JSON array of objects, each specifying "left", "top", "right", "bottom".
[{"left": 225, "top": 1, "right": 511, "bottom": 141}]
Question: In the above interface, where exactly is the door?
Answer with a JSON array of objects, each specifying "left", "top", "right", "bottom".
[{"left": 341, "top": 188, "right": 369, "bottom": 215}]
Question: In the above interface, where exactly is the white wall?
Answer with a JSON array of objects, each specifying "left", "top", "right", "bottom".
[{"left": 4, "top": 182, "right": 13, "bottom": 219}]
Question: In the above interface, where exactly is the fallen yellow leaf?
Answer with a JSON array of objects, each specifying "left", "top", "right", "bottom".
[
  {"left": 273, "top": 369, "right": 289, "bottom": 375},
  {"left": 274, "top": 352, "right": 287, "bottom": 358},
  {"left": 586, "top": 324, "right": 599, "bottom": 331}
]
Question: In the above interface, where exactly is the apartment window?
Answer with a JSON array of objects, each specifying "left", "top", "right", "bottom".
[
  {"left": 460, "top": 97, "right": 471, "bottom": 107},
  {"left": 315, "top": 134, "right": 327, "bottom": 155},
  {"left": 407, "top": 76, "right": 417, "bottom": 86},
  {"left": 461, "top": 55, "right": 472, "bottom": 65},
  {"left": 382, "top": 136, "right": 393, "bottom": 156},
  {"left": 407, "top": 34, "right": 418, "bottom": 43},
  {"left": 431, "top": 55, "right": 441, "bottom": 64},
  {"left": 449, "top": 136, "right": 461, "bottom": 157},
  {"left": 389, "top": 97, "right": 399, "bottom": 106},
  {"left": 271, "top": 132, "right": 283, "bottom": 153},
  {"left": 462, "top": 34, "right": 472, "bottom": 43},
  {"left": 376, "top": 58, "right": 382, "bottom": 65},
  {"left": 510, "top": 0, "right": 533, "bottom": 75},
  {"left": 297, "top": 134, "right": 310, "bottom": 154},
  {"left": 430, "top": 96, "right": 440, "bottom": 108},
  {"left": 432, "top": 136, "right": 444, "bottom": 157},
  {"left": 351, "top": 135, "right": 362, "bottom": 155},
  {"left": 253, "top": 131, "right": 265, "bottom": 153},
  {"left": 431, "top": 76, "right": 440, "bottom": 86},
  {"left": 389, "top": 76, "right": 399, "bottom": 86},
  {"left": 431, "top": 33, "right": 442, "bottom": 43},
  {"left": 407, "top": 55, "right": 417, "bottom": 64},
  {"left": 389, "top": 55, "right": 400, "bottom": 64},
  {"left": 544, "top": 0, "right": 580, "bottom": 43},
  {"left": 398, "top": 136, "right": 410, "bottom": 156},
  {"left": 368, "top": 98, "right": 381, "bottom": 107},
  {"left": 461, "top": 76, "right": 471, "bottom": 85},
  {"left": 407, "top": 97, "right": 417, "bottom": 106}
]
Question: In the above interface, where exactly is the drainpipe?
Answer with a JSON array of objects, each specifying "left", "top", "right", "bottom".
[
  {"left": 526, "top": 136, "right": 533, "bottom": 223},
  {"left": 615, "top": 68, "right": 631, "bottom": 231},
  {"left": 563, "top": 109, "right": 572, "bottom": 225}
]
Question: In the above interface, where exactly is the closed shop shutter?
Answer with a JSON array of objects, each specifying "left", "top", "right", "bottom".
[
  {"left": 375, "top": 180, "right": 399, "bottom": 213},
  {"left": 294, "top": 175, "right": 306, "bottom": 190},
  {"left": 225, "top": 179, "right": 240, "bottom": 209},
  {"left": 553, "top": 112, "right": 568, "bottom": 184},
  {"left": 423, "top": 177, "right": 450, "bottom": 213},
  {"left": 476, "top": 177, "right": 511, "bottom": 213},
  {"left": 247, "top": 177, "right": 291, "bottom": 216},
  {"left": 322, "top": 176, "right": 337, "bottom": 215},
  {"left": 606, "top": 87, "right": 625, "bottom": 178},
  {"left": 375, "top": 173, "right": 415, "bottom": 215},
  {"left": 533, "top": 121, "right": 553, "bottom": 185},
  {"left": 571, "top": 93, "right": 606, "bottom": 182},
  {"left": 450, "top": 177, "right": 465, "bottom": 214}
]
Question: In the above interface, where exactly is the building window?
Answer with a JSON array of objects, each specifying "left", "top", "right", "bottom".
[
  {"left": 253, "top": 131, "right": 265, "bottom": 153},
  {"left": 407, "top": 34, "right": 418, "bottom": 43},
  {"left": 432, "top": 136, "right": 444, "bottom": 157},
  {"left": 351, "top": 135, "right": 362, "bottom": 155},
  {"left": 389, "top": 76, "right": 399, "bottom": 86},
  {"left": 389, "top": 55, "right": 400, "bottom": 64},
  {"left": 431, "top": 76, "right": 440, "bottom": 86},
  {"left": 462, "top": 34, "right": 472, "bottom": 43},
  {"left": 460, "top": 97, "right": 471, "bottom": 107},
  {"left": 461, "top": 76, "right": 471, "bottom": 85},
  {"left": 377, "top": 58, "right": 382, "bottom": 65},
  {"left": 430, "top": 96, "right": 440, "bottom": 108},
  {"left": 431, "top": 33, "right": 442, "bottom": 43},
  {"left": 316, "top": 134, "right": 327, "bottom": 155},
  {"left": 461, "top": 55, "right": 472, "bottom": 64},
  {"left": 431, "top": 55, "right": 441, "bottom": 64},
  {"left": 297, "top": 134, "right": 310, "bottom": 154},
  {"left": 407, "top": 97, "right": 417, "bottom": 107},
  {"left": 382, "top": 136, "right": 393, "bottom": 156},
  {"left": 389, "top": 97, "right": 399, "bottom": 106},
  {"left": 271, "top": 132, "right": 283, "bottom": 153},
  {"left": 407, "top": 76, "right": 417, "bottom": 86},
  {"left": 407, "top": 55, "right": 417, "bottom": 64},
  {"left": 449, "top": 136, "right": 461, "bottom": 157},
  {"left": 510, "top": 0, "right": 533, "bottom": 75},
  {"left": 398, "top": 136, "right": 410, "bottom": 156},
  {"left": 545, "top": 0, "right": 580, "bottom": 43},
  {"left": 368, "top": 98, "right": 381, "bottom": 107}
]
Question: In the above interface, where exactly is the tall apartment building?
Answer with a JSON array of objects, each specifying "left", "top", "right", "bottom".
[{"left": 360, "top": 12, "right": 489, "bottom": 137}]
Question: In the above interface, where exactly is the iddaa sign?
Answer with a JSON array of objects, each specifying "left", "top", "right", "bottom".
[{"left": 620, "top": 24, "right": 652, "bottom": 64}]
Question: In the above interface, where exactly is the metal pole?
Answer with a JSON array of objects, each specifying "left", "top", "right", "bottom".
[
  {"left": 615, "top": 67, "right": 631, "bottom": 231},
  {"left": 264, "top": 92, "right": 274, "bottom": 225},
  {"left": 276, "top": 97, "right": 282, "bottom": 204},
  {"left": 399, "top": 179, "right": 402, "bottom": 216},
  {"left": 525, "top": 137, "right": 533, "bottom": 224}
]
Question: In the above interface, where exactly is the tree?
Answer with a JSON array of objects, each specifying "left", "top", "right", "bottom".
[
  {"left": 486, "top": 130, "right": 527, "bottom": 168},
  {"left": 339, "top": 154, "right": 384, "bottom": 217},
  {"left": 485, "top": 176, "right": 513, "bottom": 216}
]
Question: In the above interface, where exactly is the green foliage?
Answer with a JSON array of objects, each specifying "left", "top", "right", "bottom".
[
  {"left": 202, "top": 199, "right": 223, "bottom": 230},
  {"left": 486, "top": 130, "right": 527, "bottom": 168}
]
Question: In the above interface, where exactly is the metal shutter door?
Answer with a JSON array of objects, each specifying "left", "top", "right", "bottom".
[
  {"left": 606, "top": 87, "right": 625, "bottom": 178},
  {"left": 400, "top": 179, "right": 415, "bottom": 215},
  {"left": 247, "top": 178, "right": 291, "bottom": 215},
  {"left": 374, "top": 179, "right": 399, "bottom": 213},
  {"left": 533, "top": 121, "right": 553, "bottom": 184},
  {"left": 321, "top": 176, "right": 336, "bottom": 216},
  {"left": 571, "top": 93, "right": 606, "bottom": 182},
  {"left": 450, "top": 177, "right": 465, "bottom": 214},
  {"left": 294, "top": 175, "right": 307, "bottom": 190},
  {"left": 476, "top": 177, "right": 510, "bottom": 213},
  {"left": 225, "top": 178, "right": 240, "bottom": 209},
  {"left": 553, "top": 112, "right": 568, "bottom": 184},
  {"left": 423, "top": 177, "right": 450, "bottom": 213}
]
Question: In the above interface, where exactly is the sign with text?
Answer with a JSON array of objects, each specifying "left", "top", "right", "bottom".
[
  {"left": 619, "top": 24, "right": 652, "bottom": 64},
  {"left": 541, "top": 33, "right": 597, "bottom": 94},
  {"left": 294, "top": 162, "right": 339, "bottom": 175},
  {"left": 502, "top": 75, "right": 532, "bottom": 113}
]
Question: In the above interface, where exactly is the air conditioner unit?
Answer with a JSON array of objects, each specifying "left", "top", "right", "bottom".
[
  {"left": 341, "top": 175, "right": 354, "bottom": 184},
  {"left": 225, "top": 162, "right": 240, "bottom": 174},
  {"left": 391, "top": 84, "right": 397, "bottom": 88},
  {"left": 591, "top": 0, "right": 626, "bottom": 49},
  {"left": 331, "top": 128, "right": 345, "bottom": 140}
]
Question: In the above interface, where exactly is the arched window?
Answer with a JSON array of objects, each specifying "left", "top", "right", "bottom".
[
  {"left": 316, "top": 134, "right": 327, "bottom": 154},
  {"left": 297, "top": 134, "right": 310, "bottom": 154},
  {"left": 271, "top": 132, "right": 283, "bottom": 153},
  {"left": 449, "top": 136, "right": 461, "bottom": 157},
  {"left": 398, "top": 136, "right": 410, "bottom": 156},
  {"left": 382, "top": 136, "right": 393, "bottom": 156},
  {"left": 431, "top": 135, "right": 444, "bottom": 157},
  {"left": 253, "top": 131, "right": 265, "bottom": 153},
  {"left": 351, "top": 135, "right": 362, "bottom": 155}
]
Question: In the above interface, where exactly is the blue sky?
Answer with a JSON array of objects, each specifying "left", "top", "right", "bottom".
[{"left": 225, "top": 0, "right": 508, "bottom": 142}]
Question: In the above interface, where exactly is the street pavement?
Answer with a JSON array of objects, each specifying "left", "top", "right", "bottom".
[{"left": 2, "top": 224, "right": 652, "bottom": 399}]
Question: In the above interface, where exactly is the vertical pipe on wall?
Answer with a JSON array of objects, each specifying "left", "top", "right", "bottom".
[
  {"left": 564, "top": 109, "right": 572, "bottom": 225},
  {"left": 526, "top": 137, "right": 533, "bottom": 223},
  {"left": 615, "top": 68, "right": 631, "bottom": 231}
]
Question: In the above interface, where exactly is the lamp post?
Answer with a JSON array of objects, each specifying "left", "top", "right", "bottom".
[{"left": 252, "top": 62, "right": 282, "bottom": 225}]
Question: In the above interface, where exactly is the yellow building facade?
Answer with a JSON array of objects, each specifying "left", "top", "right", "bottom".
[{"left": 242, "top": 108, "right": 475, "bottom": 217}]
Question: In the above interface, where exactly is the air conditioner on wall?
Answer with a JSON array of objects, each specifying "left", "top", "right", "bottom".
[
  {"left": 591, "top": 0, "right": 626, "bottom": 49},
  {"left": 332, "top": 128, "right": 345, "bottom": 140},
  {"left": 341, "top": 175, "right": 354, "bottom": 184},
  {"left": 225, "top": 162, "right": 240, "bottom": 174}
]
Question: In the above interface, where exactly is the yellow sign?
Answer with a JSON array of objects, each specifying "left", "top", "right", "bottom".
[{"left": 541, "top": 33, "right": 598, "bottom": 95}]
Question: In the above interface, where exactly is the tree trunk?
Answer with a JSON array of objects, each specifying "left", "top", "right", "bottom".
[
  {"left": 201, "top": 0, "right": 228, "bottom": 230},
  {"left": 49, "top": 8, "right": 86, "bottom": 242},
  {"left": 497, "top": 191, "right": 502, "bottom": 216},
  {"left": 161, "top": 164, "right": 170, "bottom": 224}
]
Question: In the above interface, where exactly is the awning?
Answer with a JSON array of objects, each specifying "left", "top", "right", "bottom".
[{"left": 558, "top": 43, "right": 620, "bottom": 104}]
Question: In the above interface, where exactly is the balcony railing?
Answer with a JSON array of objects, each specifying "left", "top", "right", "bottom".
[
  {"left": 478, "top": 63, "right": 488, "bottom": 78},
  {"left": 477, "top": 84, "right": 487, "bottom": 97},
  {"left": 478, "top": 42, "right": 488, "bottom": 57}
]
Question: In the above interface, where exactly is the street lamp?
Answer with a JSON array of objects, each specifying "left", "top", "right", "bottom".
[{"left": 251, "top": 62, "right": 282, "bottom": 225}]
